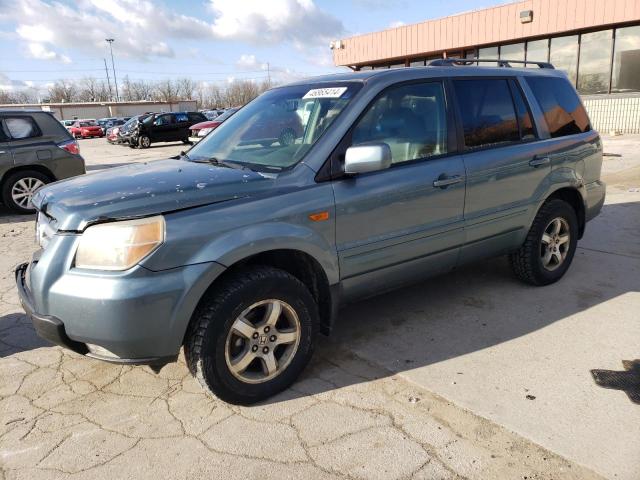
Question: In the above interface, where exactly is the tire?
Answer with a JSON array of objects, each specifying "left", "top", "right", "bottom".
[
  {"left": 185, "top": 266, "right": 319, "bottom": 405},
  {"left": 509, "top": 198, "right": 579, "bottom": 286},
  {"left": 138, "top": 135, "right": 151, "bottom": 148},
  {"left": 182, "top": 137, "right": 191, "bottom": 145},
  {"left": 2, "top": 170, "right": 51, "bottom": 214}
]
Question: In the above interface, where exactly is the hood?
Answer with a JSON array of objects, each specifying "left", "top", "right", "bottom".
[{"left": 34, "top": 159, "right": 275, "bottom": 231}]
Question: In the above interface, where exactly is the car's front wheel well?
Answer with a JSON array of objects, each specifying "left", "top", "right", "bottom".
[
  {"left": 547, "top": 187, "right": 585, "bottom": 238},
  {"left": 188, "top": 249, "right": 334, "bottom": 340},
  {"left": 1, "top": 165, "right": 56, "bottom": 187}
]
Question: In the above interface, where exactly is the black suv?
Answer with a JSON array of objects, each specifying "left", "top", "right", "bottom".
[
  {"left": 124, "top": 111, "right": 207, "bottom": 149},
  {"left": 0, "top": 111, "right": 86, "bottom": 213}
]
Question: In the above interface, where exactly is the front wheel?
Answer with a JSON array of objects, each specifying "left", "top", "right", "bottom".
[
  {"left": 2, "top": 170, "right": 51, "bottom": 214},
  {"left": 509, "top": 198, "right": 578, "bottom": 286},
  {"left": 185, "top": 266, "right": 319, "bottom": 405},
  {"left": 138, "top": 135, "right": 151, "bottom": 148}
]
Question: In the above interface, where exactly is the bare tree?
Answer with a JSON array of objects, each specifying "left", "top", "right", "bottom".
[
  {"left": 153, "top": 79, "right": 179, "bottom": 102},
  {"left": 77, "top": 77, "right": 110, "bottom": 102},
  {"left": 175, "top": 77, "right": 196, "bottom": 100},
  {"left": 48, "top": 80, "right": 78, "bottom": 103}
]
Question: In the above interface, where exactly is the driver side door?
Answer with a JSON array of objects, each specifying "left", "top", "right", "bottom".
[{"left": 331, "top": 80, "right": 466, "bottom": 300}]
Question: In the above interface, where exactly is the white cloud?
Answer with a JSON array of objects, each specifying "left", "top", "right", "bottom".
[
  {"left": 236, "top": 54, "right": 268, "bottom": 71},
  {"left": 388, "top": 20, "right": 405, "bottom": 29},
  {"left": 209, "top": 0, "right": 344, "bottom": 48},
  {"left": 27, "top": 43, "right": 71, "bottom": 63},
  {"left": 3, "top": 0, "right": 344, "bottom": 64}
]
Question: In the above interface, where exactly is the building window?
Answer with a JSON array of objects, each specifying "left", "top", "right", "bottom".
[
  {"left": 389, "top": 63, "right": 406, "bottom": 69},
  {"left": 478, "top": 46, "right": 499, "bottom": 66},
  {"left": 500, "top": 42, "right": 525, "bottom": 62},
  {"left": 410, "top": 59, "right": 425, "bottom": 67},
  {"left": 526, "top": 39, "right": 549, "bottom": 66},
  {"left": 452, "top": 79, "right": 520, "bottom": 149},
  {"left": 359, "top": 66, "right": 373, "bottom": 71},
  {"left": 526, "top": 77, "right": 591, "bottom": 138},
  {"left": 612, "top": 25, "right": 640, "bottom": 93},
  {"left": 550, "top": 35, "right": 579, "bottom": 85},
  {"left": 464, "top": 49, "right": 477, "bottom": 59},
  {"left": 578, "top": 30, "right": 613, "bottom": 94}
]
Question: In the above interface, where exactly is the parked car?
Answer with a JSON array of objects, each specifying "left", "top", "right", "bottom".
[
  {"left": 97, "top": 117, "right": 117, "bottom": 135},
  {"left": 203, "top": 109, "right": 226, "bottom": 120},
  {"left": 122, "top": 111, "right": 207, "bottom": 148},
  {"left": 61, "top": 119, "right": 75, "bottom": 131},
  {"left": 16, "top": 62, "right": 605, "bottom": 404},
  {"left": 189, "top": 108, "right": 239, "bottom": 138},
  {"left": 69, "top": 119, "right": 104, "bottom": 139},
  {"left": 0, "top": 111, "right": 85, "bottom": 213},
  {"left": 107, "top": 115, "right": 149, "bottom": 144}
]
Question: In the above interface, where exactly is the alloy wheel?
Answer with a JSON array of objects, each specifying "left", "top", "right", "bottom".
[
  {"left": 224, "top": 299, "right": 301, "bottom": 384},
  {"left": 11, "top": 177, "right": 45, "bottom": 210},
  {"left": 540, "top": 217, "right": 570, "bottom": 271}
]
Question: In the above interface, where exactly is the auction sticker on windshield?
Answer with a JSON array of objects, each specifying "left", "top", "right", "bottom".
[{"left": 303, "top": 87, "right": 348, "bottom": 99}]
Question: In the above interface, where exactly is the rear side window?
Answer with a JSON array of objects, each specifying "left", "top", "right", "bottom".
[
  {"left": 4, "top": 117, "right": 40, "bottom": 140},
  {"left": 453, "top": 79, "right": 520, "bottom": 149},
  {"left": 175, "top": 113, "right": 189, "bottom": 122},
  {"left": 525, "top": 76, "right": 591, "bottom": 138}
]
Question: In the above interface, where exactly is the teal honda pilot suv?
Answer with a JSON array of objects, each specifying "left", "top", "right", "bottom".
[{"left": 16, "top": 59, "right": 605, "bottom": 404}]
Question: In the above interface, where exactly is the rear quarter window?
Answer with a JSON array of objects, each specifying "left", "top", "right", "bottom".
[
  {"left": 525, "top": 76, "right": 591, "bottom": 138},
  {"left": 4, "top": 116, "right": 41, "bottom": 140}
]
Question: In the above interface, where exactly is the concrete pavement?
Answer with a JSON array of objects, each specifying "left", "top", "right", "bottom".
[{"left": 1, "top": 136, "right": 638, "bottom": 479}]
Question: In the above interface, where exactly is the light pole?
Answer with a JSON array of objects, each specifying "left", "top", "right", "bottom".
[{"left": 105, "top": 38, "right": 119, "bottom": 102}]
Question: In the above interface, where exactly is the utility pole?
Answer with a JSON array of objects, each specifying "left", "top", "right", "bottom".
[
  {"left": 105, "top": 38, "right": 119, "bottom": 101},
  {"left": 103, "top": 58, "right": 113, "bottom": 100}
]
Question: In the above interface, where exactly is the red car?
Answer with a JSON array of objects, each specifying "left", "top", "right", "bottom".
[
  {"left": 69, "top": 120, "right": 104, "bottom": 139},
  {"left": 190, "top": 106, "right": 303, "bottom": 147},
  {"left": 190, "top": 108, "right": 238, "bottom": 138}
]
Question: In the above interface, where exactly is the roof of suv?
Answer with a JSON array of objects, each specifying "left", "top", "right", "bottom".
[{"left": 285, "top": 64, "right": 567, "bottom": 87}]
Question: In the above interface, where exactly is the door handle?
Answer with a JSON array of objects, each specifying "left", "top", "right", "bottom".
[
  {"left": 529, "top": 156, "right": 550, "bottom": 168},
  {"left": 433, "top": 175, "right": 464, "bottom": 188}
]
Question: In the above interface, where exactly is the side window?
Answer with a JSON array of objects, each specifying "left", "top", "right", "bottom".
[
  {"left": 5, "top": 117, "right": 40, "bottom": 140},
  {"left": 351, "top": 81, "right": 448, "bottom": 165},
  {"left": 175, "top": 113, "right": 189, "bottom": 122},
  {"left": 509, "top": 80, "right": 536, "bottom": 140},
  {"left": 453, "top": 78, "right": 520, "bottom": 149},
  {"left": 154, "top": 114, "right": 174, "bottom": 126},
  {"left": 525, "top": 76, "right": 591, "bottom": 138}
]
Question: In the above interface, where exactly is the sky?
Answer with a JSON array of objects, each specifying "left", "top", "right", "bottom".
[{"left": 0, "top": 0, "right": 513, "bottom": 95}]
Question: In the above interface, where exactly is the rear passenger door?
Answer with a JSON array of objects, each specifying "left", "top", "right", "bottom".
[
  {"left": 451, "top": 77, "right": 549, "bottom": 263},
  {"left": 332, "top": 80, "right": 466, "bottom": 299},
  {"left": 2, "top": 116, "right": 49, "bottom": 167}
]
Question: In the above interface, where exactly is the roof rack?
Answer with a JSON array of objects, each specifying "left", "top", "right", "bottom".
[{"left": 428, "top": 58, "right": 555, "bottom": 69}]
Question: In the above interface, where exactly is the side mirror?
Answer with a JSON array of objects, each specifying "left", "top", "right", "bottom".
[{"left": 344, "top": 143, "right": 392, "bottom": 175}]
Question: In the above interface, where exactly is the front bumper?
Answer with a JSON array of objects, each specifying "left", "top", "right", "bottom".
[
  {"left": 16, "top": 262, "right": 89, "bottom": 356},
  {"left": 15, "top": 256, "right": 225, "bottom": 365}
]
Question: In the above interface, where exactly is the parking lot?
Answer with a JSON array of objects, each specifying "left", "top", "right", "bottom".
[{"left": 1, "top": 137, "right": 638, "bottom": 480}]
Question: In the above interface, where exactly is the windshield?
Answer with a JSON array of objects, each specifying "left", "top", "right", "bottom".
[
  {"left": 187, "top": 83, "right": 361, "bottom": 171},
  {"left": 79, "top": 121, "right": 97, "bottom": 127}
]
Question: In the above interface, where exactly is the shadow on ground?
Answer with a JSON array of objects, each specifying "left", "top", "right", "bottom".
[{"left": 1, "top": 201, "right": 638, "bottom": 405}]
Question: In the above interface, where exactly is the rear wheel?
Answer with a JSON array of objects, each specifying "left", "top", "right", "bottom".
[
  {"left": 2, "top": 170, "right": 50, "bottom": 214},
  {"left": 509, "top": 198, "right": 578, "bottom": 286},
  {"left": 185, "top": 266, "right": 319, "bottom": 405}
]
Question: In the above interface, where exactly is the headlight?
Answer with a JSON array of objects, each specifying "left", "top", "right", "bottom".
[
  {"left": 198, "top": 128, "right": 212, "bottom": 137},
  {"left": 75, "top": 216, "right": 165, "bottom": 271}
]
